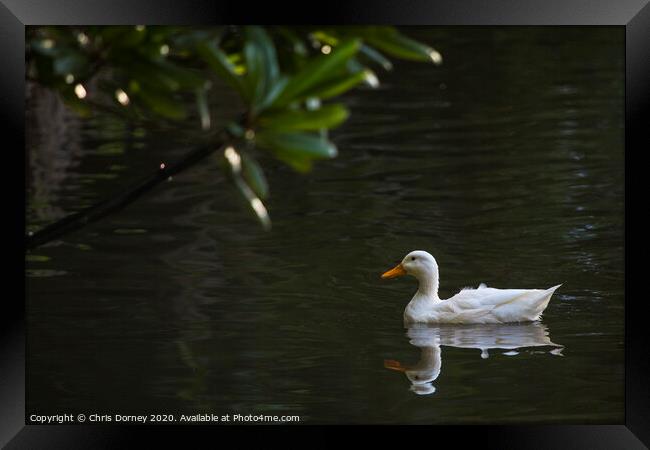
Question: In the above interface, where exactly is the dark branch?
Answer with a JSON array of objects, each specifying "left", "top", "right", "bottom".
[{"left": 26, "top": 137, "right": 227, "bottom": 250}]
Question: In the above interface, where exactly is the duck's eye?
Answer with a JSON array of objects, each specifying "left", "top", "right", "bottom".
[{"left": 411, "top": 257, "right": 416, "bottom": 261}]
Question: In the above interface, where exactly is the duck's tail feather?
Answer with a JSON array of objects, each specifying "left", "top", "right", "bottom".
[{"left": 533, "top": 284, "right": 562, "bottom": 317}]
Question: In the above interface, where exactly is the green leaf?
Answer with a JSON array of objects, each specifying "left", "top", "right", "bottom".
[
  {"left": 276, "top": 27, "right": 308, "bottom": 56},
  {"left": 362, "top": 28, "right": 441, "bottom": 64},
  {"left": 243, "top": 29, "right": 266, "bottom": 105},
  {"left": 269, "top": 152, "right": 314, "bottom": 173},
  {"left": 248, "top": 27, "right": 279, "bottom": 83},
  {"left": 195, "top": 88, "right": 211, "bottom": 130},
  {"left": 359, "top": 44, "right": 393, "bottom": 70},
  {"left": 255, "top": 76, "right": 289, "bottom": 112},
  {"left": 171, "top": 29, "right": 217, "bottom": 51},
  {"left": 99, "top": 26, "right": 132, "bottom": 41},
  {"left": 30, "top": 54, "right": 56, "bottom": 85},
  {"left": 244, "top": 26, "right": 282, "bottom": 112},
  {"left": 297, "top": 69, "right": 369, "bottom": 101},
  {"left": 256, "top": 131, "right": 338, "bottom": 172},
  {"left": 136, "top": 87, "right": 186, "bottom": 120},
  {"left": 241, "top": 153, "right": 269, "bottom": 199},
  {"left": 26, "top": 254, "right": 51, "bottom": 262},
  {"left": 226, "top": 121, "right": 245, "bottom": 137},
  {"left": 157, "top": 61, "right": 207, "bottom": 90},
  {"left": 309, "top": 30, "right": 339, "bottom": 46},
  {"left": 53, "top": 51, "right": 88, "bottom": 75},
  {"left": 271, "top": 38, "right": 361, "bottom": 108},
  {"left": 197, "top": 42, "right": 249, "bottom": 100},
  {"left": 258, "top": 104, "right": 349, "bottom": 132},
  {"left": 233, "top": 176, "right": 271, "bottom": 230},
  {"left": 102, "top": 26, "right": 146, "bottom": 47},
  {"left": 223, "top": 147, "right": 271, "bottom": 229},
  {"left": 30, "top": 38, "right": 60, "bottom": 56},
  {"left": 256, "top": 131, "right": 338, "bottom": 159},
  {"left": 129, "top": 61, "right": 181, "bottom": 92},
  {"left": 60, "top": 86, "right": 92, "bottom": 117}
]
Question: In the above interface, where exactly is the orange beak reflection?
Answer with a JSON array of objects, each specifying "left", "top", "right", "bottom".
[
  {"left": 381, "top": 263, "right": 407, "bottom": 279},
  {"left": 384, "top": 359, "right": 407, "bottom": 372}
]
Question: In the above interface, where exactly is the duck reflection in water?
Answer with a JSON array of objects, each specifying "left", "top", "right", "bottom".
[{"left": 384, "top": 322, "right": 563, "bottom": 395}]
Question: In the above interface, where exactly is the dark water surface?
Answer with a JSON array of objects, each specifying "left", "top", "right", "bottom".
[{"left": 27, "top": 28, "right": 624, "bottom": 424}]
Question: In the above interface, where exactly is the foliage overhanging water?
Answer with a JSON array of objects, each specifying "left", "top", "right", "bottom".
[{"left": 27, "top": 27, "right": 624, "bottom": 424}]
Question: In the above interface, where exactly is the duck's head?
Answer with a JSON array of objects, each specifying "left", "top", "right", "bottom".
[{"left": 381, "top": 250, "right": 438, "bottom": 280}]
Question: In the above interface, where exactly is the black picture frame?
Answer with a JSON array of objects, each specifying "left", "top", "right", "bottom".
[{"left": 2, "top": 1, "right": 647, "bottom": 447}]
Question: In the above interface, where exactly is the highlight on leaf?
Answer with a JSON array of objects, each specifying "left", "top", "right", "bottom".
[{"left": 223, "top": 146, "right": 271, "bottom": 229}]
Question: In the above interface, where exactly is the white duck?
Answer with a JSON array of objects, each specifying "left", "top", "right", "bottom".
[{"left": 381, "top": 250, "right": 561, "bottom": 324}]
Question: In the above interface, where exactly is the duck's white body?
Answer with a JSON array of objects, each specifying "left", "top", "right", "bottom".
[
  {"left": 404, "top": 283, "right": 562, "bottom": 324},
  {"left": 382, "top": 250, "right": 561, "bottom": 324}
]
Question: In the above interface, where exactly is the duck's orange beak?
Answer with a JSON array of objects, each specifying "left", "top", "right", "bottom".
[
  {"left": 384, "top": 359, "right": 407, "bottom": 372},
  {"left": 381, "top": 263, "right": 407, "bottom": 279}
]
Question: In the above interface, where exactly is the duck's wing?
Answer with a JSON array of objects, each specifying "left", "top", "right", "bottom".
[
  {"left": 432, "top": 304, "right": 497, "bottom": 323},
  {"left": 427, "top": 287, "right": 504, "bottom": 323},
  {"left": 446, "top": 287, "right": 532, "bottom": 309},
  {"left": 446, "top": 285, "right": 562, "bottom": 322}
]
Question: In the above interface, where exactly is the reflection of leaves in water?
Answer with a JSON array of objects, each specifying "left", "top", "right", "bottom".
[
  {"left": 92, "top": 142, "right": 125, "bottom": 155},
  {"left": 176, "top": 340, "right": 212, "bottom": 411},
  {"left": 26, "top": 254, "right": 51, "bottom": 262},
  {"left": 27, "top": 269, "right": 67, "bottom": 277},
  {"left": 81, "top": 173, "right": 120, "bottom": 180},
  {"left": 113, "top": 228, "right": 148, "bottom": 235}
]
